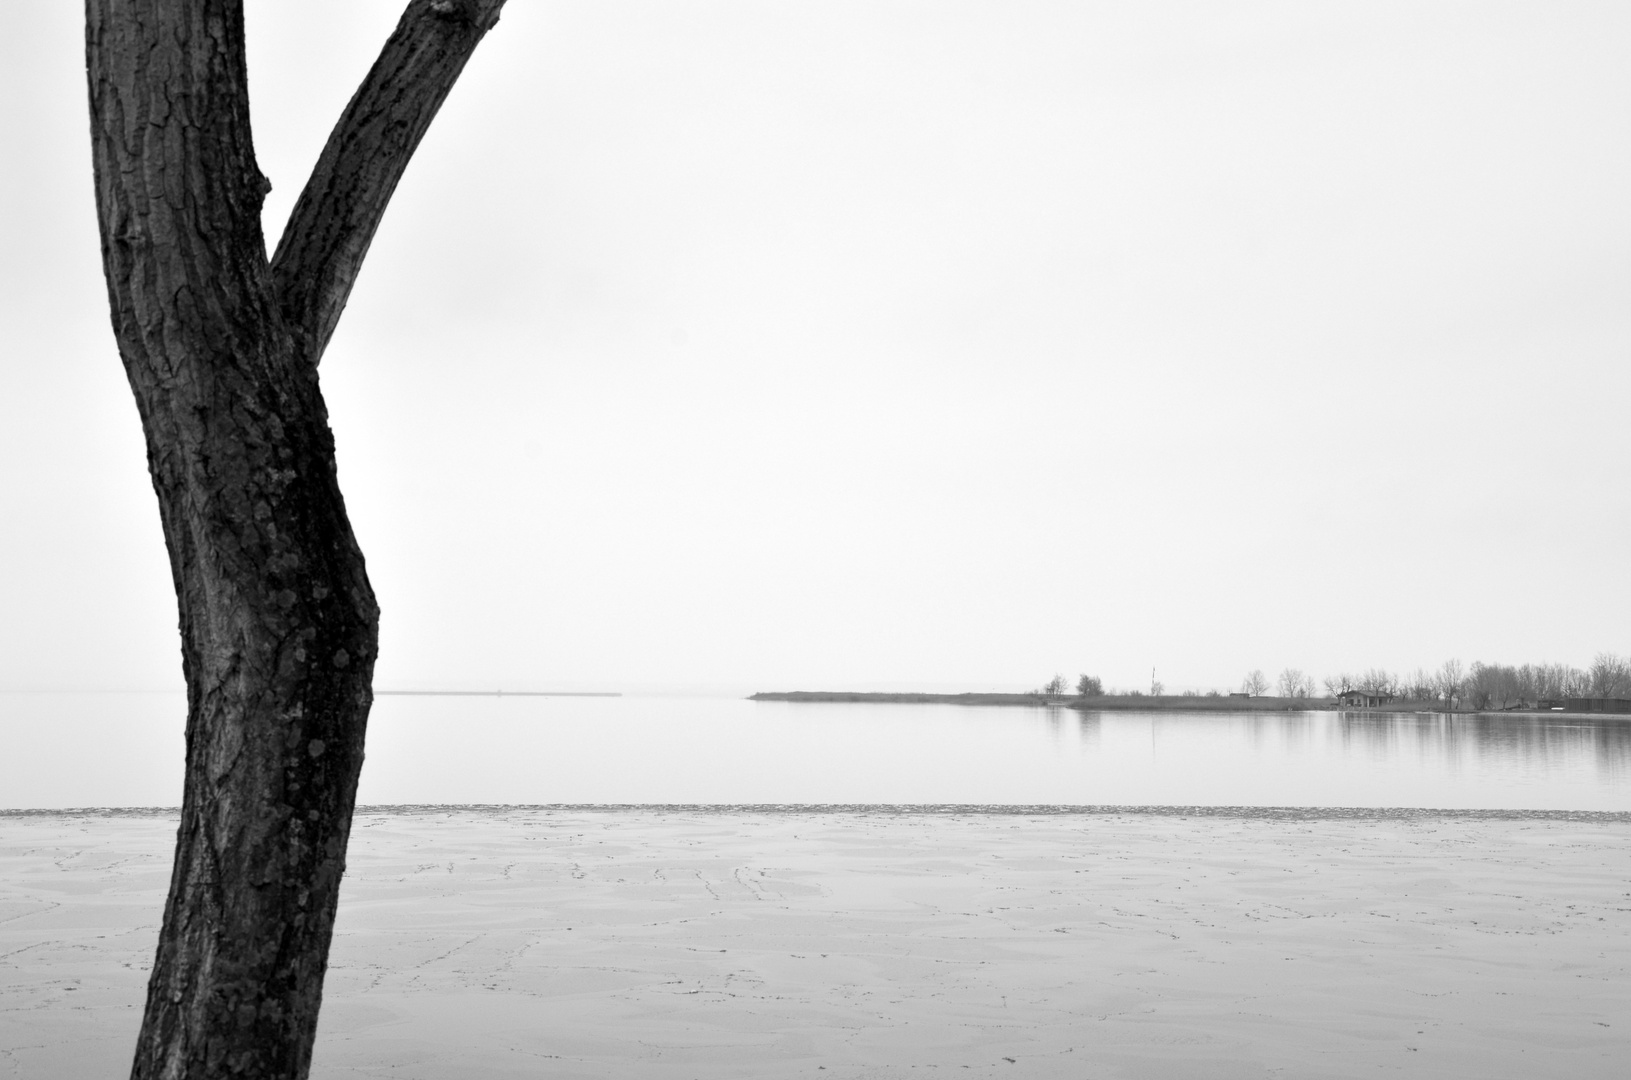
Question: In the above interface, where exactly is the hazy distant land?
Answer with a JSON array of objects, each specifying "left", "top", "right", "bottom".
[
  {"left": 747, "top": 690, "right": 1611, "bottom": 714},
  {"left": 752, "top": 691, "right": 1350, "bottom": 711},
  {"left": 759, "top": 656, "right": 1631, "bottom": 716}
]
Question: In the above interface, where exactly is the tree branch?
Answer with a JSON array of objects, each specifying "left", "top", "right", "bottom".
[{"left": 270, "top": 0, "right": 507, "bottom": 365}]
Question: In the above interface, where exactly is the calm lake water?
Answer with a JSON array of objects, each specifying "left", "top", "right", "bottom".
[{"left": 2, "top": 692, "right": 1628, "bottom": 811}]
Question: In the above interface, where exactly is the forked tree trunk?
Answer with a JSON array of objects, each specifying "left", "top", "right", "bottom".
[{"left": 84, "top": 2, "right": 504, "bottom": 1076}]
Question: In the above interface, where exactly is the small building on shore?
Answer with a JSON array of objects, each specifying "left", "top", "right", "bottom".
[{"left": 1336, "top": 689, "right": 1395, "bottom": 709}]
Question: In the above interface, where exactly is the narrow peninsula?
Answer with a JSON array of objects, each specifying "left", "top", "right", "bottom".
[{"left": 748, "top": 691, "right": 1340, "bottom": 711}]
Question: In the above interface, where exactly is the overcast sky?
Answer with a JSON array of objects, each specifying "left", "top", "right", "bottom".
[{"left": 2, "top": 2, "right": 1628, "bottom": 695}]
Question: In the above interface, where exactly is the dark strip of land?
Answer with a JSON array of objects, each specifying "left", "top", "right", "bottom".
[
  {"left": 748, "top": 692, "right": 1631, "bottom": 717},
  {"left": 748, "top": 691, "right": 1334, "bottom": 711}
]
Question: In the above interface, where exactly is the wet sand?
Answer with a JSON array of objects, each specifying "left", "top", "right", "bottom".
[{"left": 2, "top": 806, "right": 1627, "bottom": 1078}]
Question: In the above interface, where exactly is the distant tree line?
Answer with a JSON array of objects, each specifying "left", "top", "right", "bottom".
[
  {"left": 1033, "top": 674, "right": 1102, "bottom": 696},
  {"left": 1314, "top": 654, "right": 1631, "bottom": 709},
  {"left": 1038, "top": 652, "right": 1631, "bottom": 709}
]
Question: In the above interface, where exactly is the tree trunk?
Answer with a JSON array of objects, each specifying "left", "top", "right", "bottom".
[{"left": 84, "top": 2, "right": 504, "bottom": 1076}]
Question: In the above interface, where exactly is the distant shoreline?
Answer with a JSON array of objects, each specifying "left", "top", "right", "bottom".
[
  {"left": 5, "top": 805, "right": 1628, "bottom": 822},
  {"left": 748, "top": 691, "right": 1328, "bottom": 710},
  {"left": 746, "top": 691, "right": 1625, "bottom": 718}
]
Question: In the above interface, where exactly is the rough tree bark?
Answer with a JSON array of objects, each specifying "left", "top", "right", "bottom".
[{"left": 84, "top": 1, "right": 505, "bottom": 1076}]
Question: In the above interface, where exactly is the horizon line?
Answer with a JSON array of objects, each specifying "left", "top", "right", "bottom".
[{"left": 375, "top": 690, "right": 622, "bottom": 698}]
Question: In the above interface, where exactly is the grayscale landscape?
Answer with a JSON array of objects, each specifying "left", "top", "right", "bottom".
[{"left": 1, "top": 2, "right": 1627, "bottom": 1078}]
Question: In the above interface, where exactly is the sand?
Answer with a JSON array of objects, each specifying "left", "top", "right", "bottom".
[{"left": 1, "top": 806, "right": 1627, "bottom": 1079}]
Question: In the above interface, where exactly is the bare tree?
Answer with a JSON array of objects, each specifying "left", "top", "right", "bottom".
[
  {"left": 1435, "top": 659, "right": 1465, "bottom": 711},
  {"left": 1322, "top": 672, "right": 1353, "bottom": 696},
  {"left": 1241, "top": 669, "right": 1269, "bottom": 696},
  {"left": 1276, "top": 668, "right": 1312, "bottom": 698},
  {"left": 1588, "top": 652, "right": 1631, "bottom": 698},
  {"left": 1404, "top": 667, "right": 1437, "bottom": 701},
  {"left": 1466, "top": 662, "right": 1537, "bottom": 711},
  {"left": 1513, "top": 664, "right": 1538, "bottom": 705},
  {"left": 1076, "top": 674, "right": 1103, "bottom": 696},
  {"left": 86, "top": 2, "right": 507, "bottom": 1074},
  {"left": 1536, "top": 661, "right": 1590, "bottom": 699},
  {"left": 1040, "top": 674, "right": 1068, "bottom": 696},
  {"left": 1465, "top": 662, "right": 1495, "bottom": 710},
  {"left": 1506, "top": 661, "right": 1595, "bottom": 704},
  {"left": 1493, "top": 664, "right": 1521, "bottom": 709},
  {"left": 1463, "top": 663, "right": 1491, "bottom": 710},
  {"left": 1356, "top": 668, "right": 1399, "bottom": 696}
]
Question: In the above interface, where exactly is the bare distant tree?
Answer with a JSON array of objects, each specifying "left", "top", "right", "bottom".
[
  {"left": 1242, "top": 669, "right": 1270, "bottom": 696},
  {"left": 1040, "top": 674, "right": 1068, "bottom": 696},
  {"left": 1356, "top": 668, "right": 1399, "bottom": 696},
  {"left": 1532, "top": 663, "right": 1562, "bottom": 700},
  {"left": 1464, "top": 662, "right": 1497, "bottom": 710},
  {"left": 1465, "top": 662, "right": 1526, "bottom": 710},
  {"left": 1404, "top": 667, "right": 1437, "bottom": 701},
  {"left": 1588, "top": 652, "right": 1631, "bottom": 697},
  {"left": 1463, "top": 664, "right": 1489, "bottom": 710},
  {"left": 1076, "top": 674, "right": 1104, "bottom": 696},
  {"left": 1322, "top": 672, "right": 1353, "bottom": 695},
  {"left": 1494, "top": 664, "right": 1521, "bottom": 709},
  {"left": 1276, "top": 668, "right": 1312, "bottom": 698},
  {"left": 1513, "top": 664, "right": 1538, "bottom": 704},
  {"left": 1435, "top": 659, "right": 1465, "bottom": 711},
  {"left": 1526, "top": 659, "right": 1578, "bottom": 701}
]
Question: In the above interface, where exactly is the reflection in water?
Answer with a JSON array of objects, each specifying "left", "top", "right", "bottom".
[
  {"left": 1332, "top": 710, "right": 1631, "bottom": 783},
  {"left": 1599, "top": 722, "right": 1631, "bottom": 784},
  {"left": 1073, "top": 707, "right": 1630, "bottom": 810},
  {"left": 3, "top": 692, "right": 1628, "bottom": 809},
  {"left": 1041, "top": 704, "right": 1069, "bottom": 744},
  {"left": 1073, "top": 711, "right": 1102, "bottom": 751}
]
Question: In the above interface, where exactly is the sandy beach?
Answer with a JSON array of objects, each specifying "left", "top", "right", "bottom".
[{"left": 2, "top": 807, "right": 1627, "bottom": 1078}]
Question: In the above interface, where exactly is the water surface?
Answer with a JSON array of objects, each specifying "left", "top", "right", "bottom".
[{"left": 2, "top": 692, "right": 1626, "bottom": 810}]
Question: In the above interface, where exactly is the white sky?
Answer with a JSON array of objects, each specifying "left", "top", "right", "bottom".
[{"left": 1, "top": 2, "right": 1628, "bottom": 695}]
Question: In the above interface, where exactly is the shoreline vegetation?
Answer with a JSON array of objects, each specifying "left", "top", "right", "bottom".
[
  {"left": 746, "top": 690, "right": 1622, "bottom": 717},
  {"left": 754, "top": 653, "right": 1631, "bottom": 716},
  {"left": 749, "top": 691, "right": 1323, "bottom": 710}
]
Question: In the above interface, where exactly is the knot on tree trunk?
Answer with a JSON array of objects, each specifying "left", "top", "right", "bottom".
[{"left": 426, "top": 0, "right": 503, "bottom": 31}]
